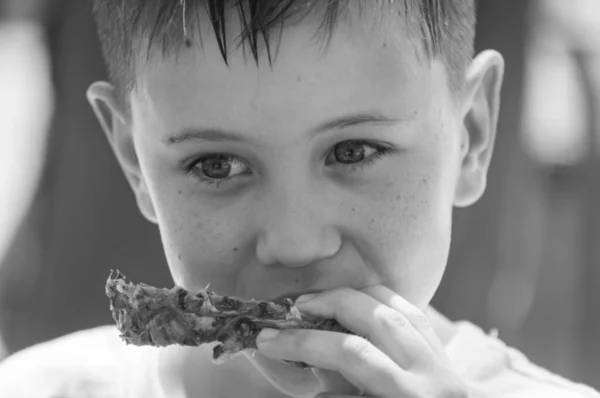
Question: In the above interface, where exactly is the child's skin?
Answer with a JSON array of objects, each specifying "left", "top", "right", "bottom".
[{"left": 87, "top": 6, "right": 503, "bottom": 397}]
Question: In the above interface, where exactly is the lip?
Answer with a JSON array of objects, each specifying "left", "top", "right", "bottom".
[{"left": 266, "top": 288, "right": 326, "bottom": 304}]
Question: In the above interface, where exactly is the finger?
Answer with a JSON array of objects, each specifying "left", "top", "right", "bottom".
[
  {"left": 360, "top": 285, "right": 450, "bottom": 365},
  {"left": 256, "top": 328, "right": 411, "bottom": 397},
  {"left": 295, "top": 288, "right": 432, "bottom": 369}
]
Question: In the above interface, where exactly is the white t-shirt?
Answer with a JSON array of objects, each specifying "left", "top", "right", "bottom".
[{"left": 0, "top": 321, "right": 598, "bottom": 397}]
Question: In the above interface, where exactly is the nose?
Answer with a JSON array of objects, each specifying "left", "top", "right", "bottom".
[{"left": 254, "top": 184, "right": 342, "bottom": 267}]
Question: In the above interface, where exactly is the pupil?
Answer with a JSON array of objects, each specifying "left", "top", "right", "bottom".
[
  {"left": 202, "top": 156, "right": 231, "bottom": 179},
  {"left": 335, "top": 142, "right": 365, "bottom": 164}
]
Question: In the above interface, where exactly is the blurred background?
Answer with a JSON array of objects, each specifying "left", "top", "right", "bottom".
[{"left": 0, "top": 0, "right": 598, "bottom": 390}]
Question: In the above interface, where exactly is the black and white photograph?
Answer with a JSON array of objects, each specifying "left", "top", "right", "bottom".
[{"left": 0, "top": 1, "right": 599, "bottom": 397}]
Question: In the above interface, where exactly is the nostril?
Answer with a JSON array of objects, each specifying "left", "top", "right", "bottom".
[
  {"left": 255, "top": 233, "right": 341, "bottom": 267},
  {"left": 279, "top": 260, "right": 313, "bottom": 268},
  {"left": 254, "top": 213, "right": 342, "bottom": 267},
  {"left": 255, "top": 248, "right": 316, "bottom": 268}
]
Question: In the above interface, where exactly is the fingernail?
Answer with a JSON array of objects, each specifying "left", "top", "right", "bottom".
[
  {"left": 295, "top": 293, "right": 317, "bottom": 306},
  {"left": 257, "top": 328, "right": 279, "bottom": 343}
]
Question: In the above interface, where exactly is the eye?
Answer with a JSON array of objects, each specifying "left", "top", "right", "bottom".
[
  {"left": 326, "top": 140, "right": 393, "bottom": 169},
  {"left": 331, "top": 141, "right": 378, "bottom": 164},
  {"left": 188, "top": 154, "right": 251, "bottom": 186}
]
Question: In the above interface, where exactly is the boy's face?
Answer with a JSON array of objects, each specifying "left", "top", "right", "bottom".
[{"left": 88, "top": 11, "right": 502, "bottom": 310}]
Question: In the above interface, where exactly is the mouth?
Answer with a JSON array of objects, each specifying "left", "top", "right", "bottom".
[{"left": 266, "top": 288, "right": 326, "bottom": 304}]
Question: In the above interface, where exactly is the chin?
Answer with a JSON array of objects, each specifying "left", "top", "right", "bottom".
[
  {"left": 244, "top": 350, "right": 324, "bottom": 398},
  {"left": 244, "top": 350, "right": 362, "bottom": 398}
]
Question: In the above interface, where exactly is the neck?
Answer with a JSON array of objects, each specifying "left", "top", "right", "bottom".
[{"left": 157, "top": 344, "right": 288, "bottom": 398}]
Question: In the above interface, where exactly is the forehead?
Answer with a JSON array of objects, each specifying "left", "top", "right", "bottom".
[{"left": 131, "top": 10, "right": 448, "bottom": 133}]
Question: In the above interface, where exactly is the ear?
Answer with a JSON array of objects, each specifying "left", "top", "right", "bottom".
[
  {"left": 86, "top": 81, "right": 158, "bottom": 223},
  {"left": 454, "top": 50, "right": 505, "bottom": 207}
]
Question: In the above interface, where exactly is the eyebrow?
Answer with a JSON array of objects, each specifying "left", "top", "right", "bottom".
[{"left": 161, "top": 112, "right": 406, "bottom": 145}]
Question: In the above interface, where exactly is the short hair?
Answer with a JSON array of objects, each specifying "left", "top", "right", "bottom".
[{"left": 92, "top": 0, "right": 476, "bottom": 110}]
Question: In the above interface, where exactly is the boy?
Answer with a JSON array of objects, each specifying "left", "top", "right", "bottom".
[{"left": 0, "top": 0, "right": 598, "bottom": 397}]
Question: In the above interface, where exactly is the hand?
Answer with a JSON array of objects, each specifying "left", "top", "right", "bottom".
[{"left": 256, "top": 286, "right": 468, "bottom": 398}]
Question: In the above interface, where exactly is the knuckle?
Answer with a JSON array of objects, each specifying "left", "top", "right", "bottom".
[
  {"left": 409, "top": 309, "right": 431, "bottom": 329},
  {"left": 328, "top": 286, "right": 352, "bottom": 297},
  {"left": 336, "top": 286, "right": 355, "bottom": 295},
  {"left": 291, "top": 330, "right": 311, "bottom": 353},
  {"left": 322, "top": 287, "right": 358, "bottom": 307},
  {"left": 341, "top": 336, "right": 373, "bottom": 367},
  {"left": 378, "top": 308, "right": 410, "bottom": 330},
  {"left": 335, "top": 286, "right": 361, "bottom": 302}
]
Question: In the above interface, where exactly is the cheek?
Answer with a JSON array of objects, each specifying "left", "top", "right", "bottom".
[
  {"left": 151, "top": 189, "right": 247, "bottom": 291},
  {"left": 135, "top": 141, "right": 250, "bottom": 292},
  {"left": 375, "top": 168, "right": 452, "bottom": 259},
  {"left": 367, "top": 146, "right": 457, "bottom": 306}
]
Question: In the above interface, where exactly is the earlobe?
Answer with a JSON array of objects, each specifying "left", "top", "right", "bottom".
[
  {"left": 454, "top": 50, "right": 505, "bottom": 207},
  {"left": 86, "top": 82, "right": 158, "bottom": 224}
]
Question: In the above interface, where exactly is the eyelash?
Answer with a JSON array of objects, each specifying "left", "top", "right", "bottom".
[
  {"left": 330, "top": 141, "right": 394, "bottom": 173},
  {"left": 185, "top": 155, "right": 245, "bottom": 188},
  {"left": 185, "top": 140, "right": 394, "bottom": 188}
]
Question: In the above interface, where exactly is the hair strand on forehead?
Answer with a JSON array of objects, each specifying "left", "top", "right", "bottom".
[
  {"left": 181, "top": 0, "right": 190, "bottom": 44},
  {"left": 92, "top": 0, "right": 475, "bottom": 110}
]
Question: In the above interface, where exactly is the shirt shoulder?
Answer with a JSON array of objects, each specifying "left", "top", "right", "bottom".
[
  {"left": 0, "top": 326, "right": 132, "bottom": 398},
  {"left": 446, "top": 321, "right": 600, "bottom": 398}
]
